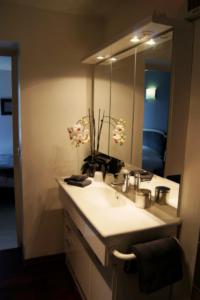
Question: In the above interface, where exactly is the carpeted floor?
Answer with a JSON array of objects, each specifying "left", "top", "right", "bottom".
[
  {"left": 0, "top": 188, "right": 18, "bottom": 250},
  {"left": 0, "top": 248, "right": 81, "bottom": 300}
]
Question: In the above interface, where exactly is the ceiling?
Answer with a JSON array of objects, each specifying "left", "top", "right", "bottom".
[{"left": 2, "top": 0, "right": 120, "bottom": 17}]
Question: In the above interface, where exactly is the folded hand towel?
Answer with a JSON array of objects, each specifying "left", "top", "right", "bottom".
[
  {"left": 64, "top": 174, "right": 88, "bottom": 182},
  {"left": 64, "top": 178, "right": 92, "bottom": 187},
  {"left": 129, "top": 237, "right": 183, "bottom": 294}
]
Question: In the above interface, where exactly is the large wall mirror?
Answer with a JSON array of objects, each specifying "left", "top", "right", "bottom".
[
  {"left": 93, "top": 30, "right": 184, "bottom": 211},
  {"left": 94, "top": 31, "right": 174, "bottom": 173}
]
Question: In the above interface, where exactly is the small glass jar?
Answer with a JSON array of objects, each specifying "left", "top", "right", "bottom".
[
  {"left": 105, "top": 173, "right": 114, "bottom": 185},
  {"left": 135, "top": 188, "right": 151, "bottom": 209}
]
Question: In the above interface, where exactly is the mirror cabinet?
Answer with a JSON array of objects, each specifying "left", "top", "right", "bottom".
[{"left": 83, "top": 16, "right": 193, "bottom": 213}]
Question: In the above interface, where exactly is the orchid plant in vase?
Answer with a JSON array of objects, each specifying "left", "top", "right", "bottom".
[{"left": 67, "top": 109, "right": 126, "bottom": 176}]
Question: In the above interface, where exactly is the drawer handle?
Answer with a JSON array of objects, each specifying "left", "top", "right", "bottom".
[{"left": 112, "top": 249, "right": 136, "bottom": 261}]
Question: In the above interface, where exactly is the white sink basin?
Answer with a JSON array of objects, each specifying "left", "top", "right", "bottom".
[
  {"left": 58, "top": 178, "right": 180, "bottom": 238},
  {"left": 86, "top": 184, "right": 127, "bottom": 208}
]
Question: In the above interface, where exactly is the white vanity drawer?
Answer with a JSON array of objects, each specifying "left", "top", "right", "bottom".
[
  {"left": 61, "top": 188, "right": 106, "bottom": 266},
  {"left": 64, "top": 209, "right": 112, "bottom": 300}
]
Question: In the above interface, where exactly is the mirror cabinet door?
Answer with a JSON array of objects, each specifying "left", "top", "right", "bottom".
[
  {"left": 134, "top": 33, "right": 173, "bottom": 177},
  {"left": 109, "top": 53, "right": 135, "bottom": 164},
  {"left": 94, "top": 63, "right": 111, "bottom": 154}
]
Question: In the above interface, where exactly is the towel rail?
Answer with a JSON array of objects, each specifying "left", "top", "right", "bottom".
[
  {"left": 112, "top": 237, "right": 180, "bottom": 261},
  {"left": 112, "top": 249, "right": 136, "bottom": 261}
]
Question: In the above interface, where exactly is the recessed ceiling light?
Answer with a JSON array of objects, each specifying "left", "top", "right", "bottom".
[
  {"left": 130, "top": 36, "right": 140, "bottom": 43},
  {"left": 146, "top": 39, "right": 156, "bottom": 46},
  {"left": 97, "top": 56, "right": 104, "bottom": 60},
  {"left": 110, "top": 57, "right": 117, "bottom": 62}
]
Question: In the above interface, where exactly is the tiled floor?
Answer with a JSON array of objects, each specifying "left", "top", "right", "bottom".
[
  {"left": 0, "top": 188, "right": 17, "bottom": 250},
  {"left": 0, "top": 248, "right": 82, "bottom": 300}
]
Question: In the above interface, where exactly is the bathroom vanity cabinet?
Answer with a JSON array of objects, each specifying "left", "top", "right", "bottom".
[
  {"left": 64, "top": 210, "right": 112, "bottom": 300},
  {"left": 61, "top": 187, "right": 112, "bottom": 299},
  {"left": 58, "top": 178, "right": 181, "bottom": 300}
]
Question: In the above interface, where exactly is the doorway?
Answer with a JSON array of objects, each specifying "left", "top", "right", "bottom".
[
  {"left": 0, "top": 55, "right": 17, "bottom": 250},
  {"left": 0, "top": 47, "right": 22, "bottom": 251}
]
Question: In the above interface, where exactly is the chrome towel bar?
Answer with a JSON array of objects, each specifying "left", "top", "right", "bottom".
[
  {"left": 112, "top": 249, "right": 136, "bottom": 261},
  {"left": 112, "top": 237, "right": 180, "bottom": 261}
]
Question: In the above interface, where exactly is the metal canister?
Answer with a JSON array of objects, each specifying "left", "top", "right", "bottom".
[
  {"left": 155, "top": 186, "right": 170, "bottom": 205},
  {"left": 135, "top": 188, "right": 151, "bottom": 209}
]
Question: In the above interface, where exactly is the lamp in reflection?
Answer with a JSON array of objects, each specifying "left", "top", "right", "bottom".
[{"left": 146, "top": 86, "right": 157, "bottom": 102}]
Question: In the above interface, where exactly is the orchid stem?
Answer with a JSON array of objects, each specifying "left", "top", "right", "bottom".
[{"left": 97, "top": 110, "right": 105, "bottom": 152}]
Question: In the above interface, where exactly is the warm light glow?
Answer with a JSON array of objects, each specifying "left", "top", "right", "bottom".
[
  {"left": 130, "top": 36, "right": 140, "bottom": 43},
  {"left": 110, "top": 57, "right": 117, "bottom": 62},
  {"left": 97, "top": 56, "right": 104, "bottom": 60},
  {"left": 146, "top": 39, "right": 156, "bottom": 46},
  {"left": 146, "top": 87, "right": 157, "bottom": 101}
]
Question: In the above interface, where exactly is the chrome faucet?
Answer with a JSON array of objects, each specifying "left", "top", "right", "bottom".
[
  {"left": 122, "top": 173, "right": 129, "bottom": 192},
  {"left": 134, "top": 171, "right": 141, "bottom": 190}
]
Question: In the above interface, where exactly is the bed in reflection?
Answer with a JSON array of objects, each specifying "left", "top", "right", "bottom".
[
  {"left": 0, "top": 154, "right": 14, "bottom": 188},
  {"left": 142, "top": 129, "right": 167, "bottom": 176}
]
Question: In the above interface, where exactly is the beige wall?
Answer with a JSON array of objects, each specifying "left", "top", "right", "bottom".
[
  {"left": 165, "top": 22, "right": 193, "bottom": 177},
  {"left": 0, "top": 3, "right": 105, "bottom": 259},
  {"left": 175, "top": 19, "right": 200, "bottom": 298}
]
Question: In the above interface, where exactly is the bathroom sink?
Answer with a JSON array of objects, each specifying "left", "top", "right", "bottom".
[
  {"left": 58, "top": 178, "right": 181, "bottom": 238},
  {"left": 86, "top": 184, "right": 127, "bottom": 208}
]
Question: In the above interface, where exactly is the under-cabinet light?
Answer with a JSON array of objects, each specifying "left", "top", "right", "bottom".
[
  {"left": 146, "top": 39, "right": 156, "bottom": 46},
  {"left": 130, "top": 36, "right": 140, "bottom": 43},
  {"left": 97, "top": 56, "right": 104, "bottom": 60}
]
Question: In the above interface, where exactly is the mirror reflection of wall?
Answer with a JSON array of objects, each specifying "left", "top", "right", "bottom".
[
  {"left": 109, "top": 54, "right": 135, "bottom": 164},
  {"left": 94, "top": 64, "right": 111, "bottom": 154}
]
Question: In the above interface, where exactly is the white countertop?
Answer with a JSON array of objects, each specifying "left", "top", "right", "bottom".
[{"left": 58, "top": 178, "right": 180, "bottom": 238}]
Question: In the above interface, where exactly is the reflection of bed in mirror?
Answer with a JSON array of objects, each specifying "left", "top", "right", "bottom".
[
  {"left": 142, "top": 129, "right": 166, "bottom": 176},
  {"left": 0, "top": 154, "right": 14, "bottom": 187}
]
